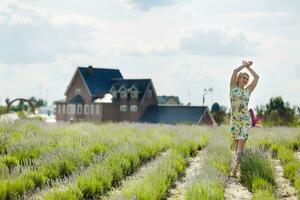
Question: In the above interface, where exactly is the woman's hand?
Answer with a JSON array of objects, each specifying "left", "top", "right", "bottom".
[{"left": 242, "top": 60, "right": 253, "bottom": 67}]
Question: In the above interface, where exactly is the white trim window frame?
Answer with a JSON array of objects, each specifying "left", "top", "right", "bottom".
[
  {"left": 77, "top": 104, "right": 82, "bottom": 114},
  {"left": 71, "top": 104, "right": 76, "bottom": 114},
  {"left": 130, "top": 105, "right": 138, "bottom": 112},
  {"left": 119, "top": 85, "right": 128, "bottom": 99},
  {"left": 120, "top": 105, "right": 127, "bottom": 112},
  {"left": 75, "top": 88, "right": 81, "bottom": 95},
  {"left": 67, "top": 104, "right": 71, "bottom": 114},
  {"left": 84, "top": 104, "right": 89, "bottom": 115},
  {"left": 131, "top": 91, "right": 138, "bottom": 99},
  {"left": 112, "top": 91, "right": 117, "bottom": 98},
  {"left": 120, "top": 91, "right": 127, "bottom": 99},
  {"left": 110, "top": 86, "right": 117, "bottom": 98}
]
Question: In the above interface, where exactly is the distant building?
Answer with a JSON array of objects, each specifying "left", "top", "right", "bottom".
[
  {"left": 37, "top": 106, "right": 55, "bottom": 116},
  {"left": 157, "top": 95, "right": 181, "bottom": 106},
  {"left": 55, "top": 66, "right": 216, "bottom": 125}
]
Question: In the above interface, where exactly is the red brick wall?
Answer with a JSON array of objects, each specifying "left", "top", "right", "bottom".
[{"left": 66, "top": 71, "right": 92, "bottom": 103}]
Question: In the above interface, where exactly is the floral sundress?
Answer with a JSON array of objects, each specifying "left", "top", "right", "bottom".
[{"left": 230, "top": 86, "right": 252, "bottom": 140}]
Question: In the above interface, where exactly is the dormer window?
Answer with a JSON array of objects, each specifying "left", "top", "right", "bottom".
[
  {"left": 129, "top": 85, "right": 138, "bottom": 99},
  {"left": 119, "top": 85, "right": 128, "bottom": 99},
  {"left": 131, "top": 91, "right": 138, "bottom": 98},
  {"left": 120, "top": 91, "right": 127, "bottom": 98},
  {"left": 110, "top": 86, "right": 117, "bottom": 98},
  {"left": 112, "top": 91, "right": 117, "bottom": 98},
  {"left": 75, "top": 88, "right": 81, "bottom": 95}
]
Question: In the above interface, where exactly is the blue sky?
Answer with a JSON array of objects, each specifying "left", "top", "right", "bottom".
[{"left": 0, "top": 0, "right": 299, "bottom": 109}]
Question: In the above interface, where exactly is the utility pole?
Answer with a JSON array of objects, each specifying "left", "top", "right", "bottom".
[{"left": 202, "top": 87, "right": 213, "bottom": 106}]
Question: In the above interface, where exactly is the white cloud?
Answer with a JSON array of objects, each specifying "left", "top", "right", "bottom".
[
  {"left": 179, "top": 29, "right": 257, "bottom": 56},
  {"left": 0, "top": 0, "right": 299, "bottom": 108},
  {"left": 0, "top": 2, "right": 94, "bottom": 64}
]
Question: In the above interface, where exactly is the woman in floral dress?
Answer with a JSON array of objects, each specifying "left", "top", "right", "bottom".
[{"left": 230, "top": 60, "right": 259, "bottom": 176}]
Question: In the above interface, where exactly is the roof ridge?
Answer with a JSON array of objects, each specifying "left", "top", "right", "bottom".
[
  {"left": 111, "top": 78, "right": 152, "bottom": 81},
  {"left": 78, "top": 66, "right": 120, "bottom": 71}
]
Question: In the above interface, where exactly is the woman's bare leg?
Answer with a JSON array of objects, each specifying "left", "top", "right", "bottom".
[
  {"left": 237, "top": 140, "right": 246, "bottom": 154},
  {"left": 234, "top": 140, "right": 238, "bottom": 153},
  {"left": 232, "top": 139, "right": 246, "bottom": 176}
]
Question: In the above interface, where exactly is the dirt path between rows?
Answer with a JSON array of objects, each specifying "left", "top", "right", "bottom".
[
  {"left": 224, "top": 152, "right": 252, "bottom": 200},
  {"left": 167, "top": 150, "right": 206, "bottom": 200},
  {"left": 272, "top": 159, "right": 297, "bottom": 200}
]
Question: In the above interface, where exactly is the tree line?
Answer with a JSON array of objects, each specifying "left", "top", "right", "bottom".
[{"left": 211, "top": 96, "right": 300, "bottom": 127}]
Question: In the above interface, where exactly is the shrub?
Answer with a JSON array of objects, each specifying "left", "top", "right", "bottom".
[
  {"left": 277, "top": 146, "right": 294, "bottom": 164},
  {"left": 1, "top": 156, "right": 19, "bottom": 172},
  {"left": 23, "top": 171, "right": 47, "bottom": 188},
  {"left": 270, "top": 144, "right": 279, "bottom": 158},
  {"left": 252, "top": 177, "right": 273, "bottom": 192},
  {"left": 283, "top": 161, "right": 300, "bottom": 182},
  {"left": 240, "top": 149, "right": 275, "bottom": 191},
  {"left": 287, "top": 140, "right": 300, "bottom": 151},
  {"left": 252, "top": 190, "right": 277, "bottom": 200},
  {"left": 185, "top": 181, "right": 224, "bottom": 200},
  {"left": 44, "top": 187, "right": 83, "bottom": 200}
]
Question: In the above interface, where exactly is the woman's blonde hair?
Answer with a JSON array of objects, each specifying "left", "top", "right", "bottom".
[{"left": 236, "top": 72, "right": 249, "bottom": 84}]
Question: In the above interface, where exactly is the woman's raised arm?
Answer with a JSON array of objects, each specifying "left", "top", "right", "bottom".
[
  {"left": 246, "top": 66, "right": 259, "bottom": 95},
  {"left": 230, "top": 60, "right": 250, "bottom": 88}
]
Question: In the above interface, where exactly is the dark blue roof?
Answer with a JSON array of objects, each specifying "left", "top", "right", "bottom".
[
  {"left": 139, "top": 105, "right": 208, "bottom": 124},
  {"left": 67, "top": 94, "right": 85, "bottom": 104},
  {"left": 110, "top": 79, "right": 152, "bottom": 101},
  {"left": 78, "top": 67, "right": 123, "bottom": 96}
]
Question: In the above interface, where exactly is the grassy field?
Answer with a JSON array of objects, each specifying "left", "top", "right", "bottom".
[{"left": 0, "top": 120, "right": 299, "bottom": 200}]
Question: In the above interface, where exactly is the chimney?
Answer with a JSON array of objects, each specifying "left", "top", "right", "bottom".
[{"left": 87, "top": 65, "right": 93, "bottom": 75}]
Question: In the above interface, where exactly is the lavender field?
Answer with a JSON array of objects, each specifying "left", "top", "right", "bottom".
[{"left": 0, "top": 120, "right": 299, "bottom": 200}]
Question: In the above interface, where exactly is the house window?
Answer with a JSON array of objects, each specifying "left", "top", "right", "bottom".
[
  {"left": 131, "top": 91, "right": 138, "bottom": 99},
  {"left": 96, "top": 104, "right": 100, "bottom": 115},
  {"left": 57, "top": 105, "right": 61, "bottom": 114},
  {"left": 67, "top": 104, "right": 71, "bottom": 114},
  {"left": 120, "top": 91, "right": 127, "bottom": 99},
  {"left": 75, "top": 88, "right": 81, "bottom": 95},
  {"left": 84, "top": 105, "right": 89, "bottom": 114},
  {"left": 90, "top": 104, "right": 94, "bottom": 115},
  {"left": 147, "top": 90, "right": 152, "bottom": 98},
  {"left": 120, "top": 105, "right": 127, "bottom": 112},
  {"left": 71, "top": 105, "right": 75, "bottom": 114},
  {"left": 112, "top": 91, "right": 117, "bottom": 98},
  {"left": 130, "top": 105, "right": 138, "bottom": 112},
  {"left": 77, "top": 105, "right": 82, "bottom": 114},
  {"left": 62, "top": 105, "right": 66, "bottom": 114}
]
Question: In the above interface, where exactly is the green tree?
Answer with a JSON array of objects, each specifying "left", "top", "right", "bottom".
[
  {"left": 211, "top": 102, "right": 228, "bottom": 125},
  {"left": 257, "top": 96, "right": 297, "bottom": 126}
]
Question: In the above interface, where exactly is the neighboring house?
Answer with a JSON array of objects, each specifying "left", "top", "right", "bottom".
[
  {"left": 157, "top": 95, "right": 181, "bottom": 106},
  {"left": 139, "top": 106, "right": 216, "bottom": 125},
  {"left": 55, "top": 66, "right": 216, "bottom": 125}
]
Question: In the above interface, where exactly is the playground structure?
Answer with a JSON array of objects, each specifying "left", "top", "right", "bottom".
[{"left": 5, "top": 98, "right": 36, "bottom": 114}]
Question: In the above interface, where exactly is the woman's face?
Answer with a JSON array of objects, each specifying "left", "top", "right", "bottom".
[{"left": 238, "top": 75, "right": 249, "bottom": 86}]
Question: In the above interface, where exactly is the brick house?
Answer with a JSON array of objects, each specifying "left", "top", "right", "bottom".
[{"left": 55, "top": 66, "right": 216, "bottom": 125}]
